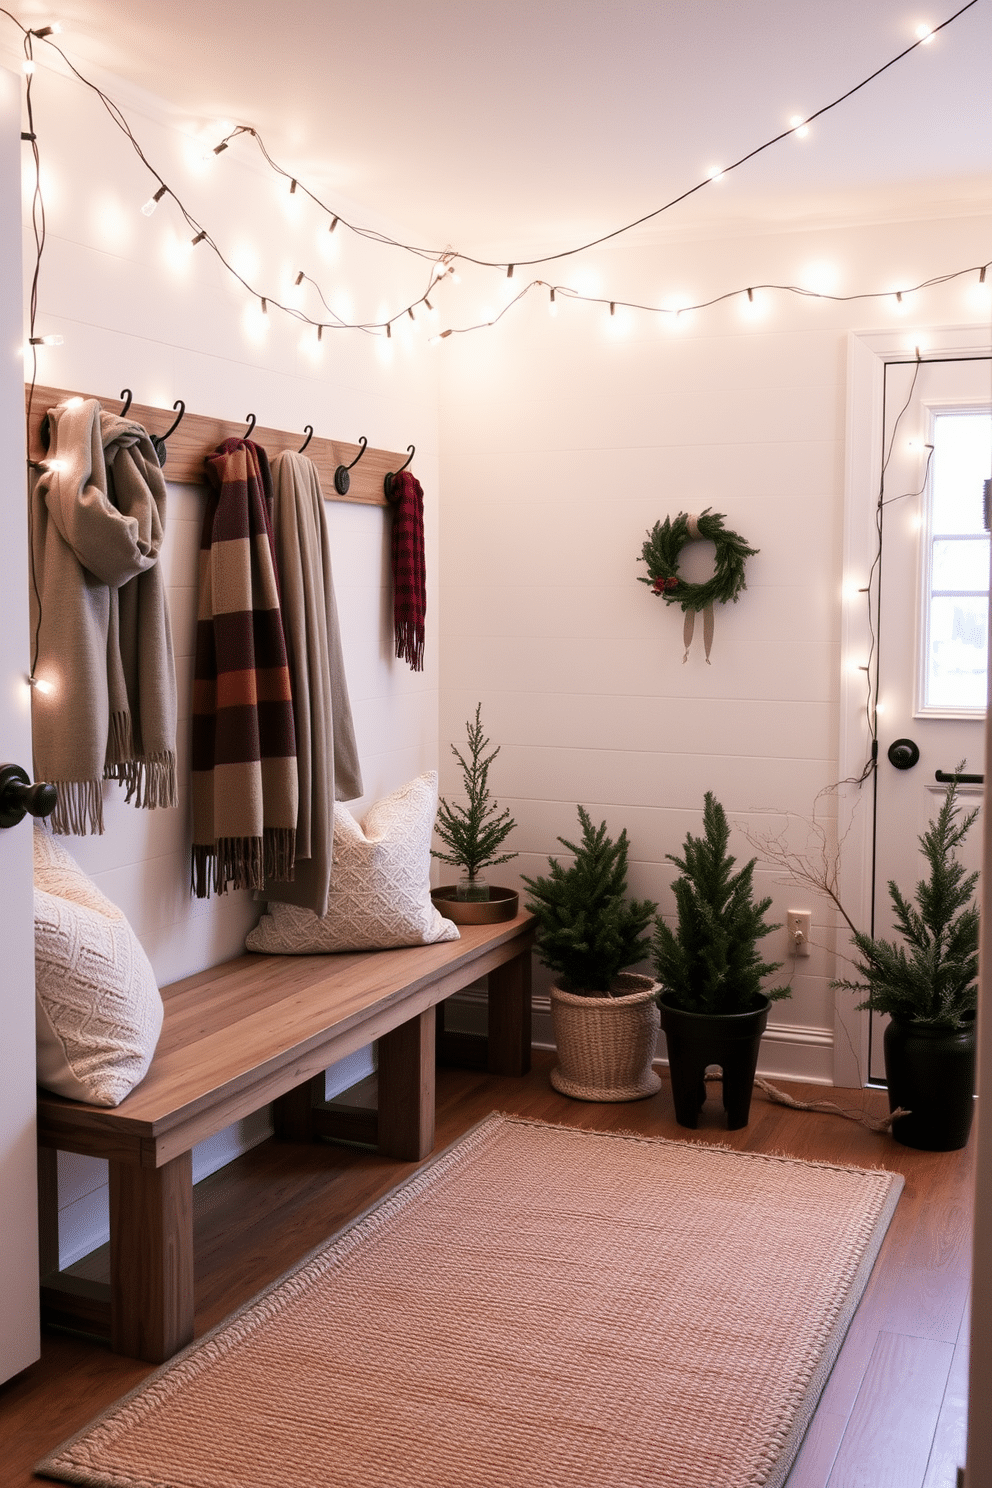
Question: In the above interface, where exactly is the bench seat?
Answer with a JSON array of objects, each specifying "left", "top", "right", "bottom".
[{"left": 36, "top": 912, "right": 534, "bottom": 1362}]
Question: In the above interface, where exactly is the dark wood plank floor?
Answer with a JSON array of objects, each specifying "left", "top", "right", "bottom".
[{"left": 0, "top": 1053, "right": 974, "bottom": 1487}]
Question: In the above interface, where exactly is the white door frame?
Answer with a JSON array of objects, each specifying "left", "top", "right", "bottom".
[
  {"left": 0, "top": 63, "right": 40, "bottom": 1385},
  {"left": 836, "top": 324, "right": 992, "bottom": 1088}
]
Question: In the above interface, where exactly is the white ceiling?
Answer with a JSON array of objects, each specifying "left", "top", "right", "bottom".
[{"left": 15, "top": 0, "right": 992, "bottom": 256}]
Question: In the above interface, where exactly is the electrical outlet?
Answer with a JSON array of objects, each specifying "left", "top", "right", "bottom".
[{"left": 787, "top": 910, "right": 812, "bottom": 957}]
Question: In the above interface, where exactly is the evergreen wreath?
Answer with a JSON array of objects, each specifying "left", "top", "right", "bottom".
[{"left": 638, "top": 508, "right": 757, "bottom": 613}]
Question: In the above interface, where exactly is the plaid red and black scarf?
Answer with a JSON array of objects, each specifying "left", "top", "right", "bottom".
[
  {"left": 389, "top": 469, "right": 426, "bottom": 672},
  {"left": 191, "top": 437, "right": 298, "bottom": 898}
]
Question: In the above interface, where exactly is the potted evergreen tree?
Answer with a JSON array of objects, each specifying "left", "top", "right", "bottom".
[
  {"left": 652, "top": 792, "right": 789, "bottom": 1129},
  {"left": 833, "top": 776, "right": 978, "bottom": 1151},
  {"left": 523, "top": 807, "right": 660, "bottom": 1101},
  {"left": 431, "top": 704, "right": 519, "bottom": 923}
]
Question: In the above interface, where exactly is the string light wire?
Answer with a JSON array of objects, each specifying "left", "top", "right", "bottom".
[
  {"left": 204, "top": 0, "right": 982, "bottom": 274},
  {"left": 1, "top": 3, "right": 987, "bottom": 345}
]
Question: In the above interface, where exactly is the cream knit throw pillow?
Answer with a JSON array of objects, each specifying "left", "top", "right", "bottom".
[
  {"left": 34, "top": 828, "right": 163, "bottom": 1106},
  {"left": 247, "top": 773, "right": 459, "bottom": 954}
]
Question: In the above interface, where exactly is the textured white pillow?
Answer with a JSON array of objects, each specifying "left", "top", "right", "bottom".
[
  {"left": 247, "top": 772, "right": 459, "bottom": 954},
  {"left": 34, "top": 828, "right": 164, "bottom": 1107}
]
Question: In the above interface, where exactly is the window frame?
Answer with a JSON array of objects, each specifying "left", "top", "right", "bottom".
[{"left": 915, "top": 399, "right": 992, "bottom": 722}]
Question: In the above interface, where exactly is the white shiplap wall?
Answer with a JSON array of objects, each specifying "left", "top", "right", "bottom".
[
  {"left": 437, "top": 211, "right": 992, "bottom": 1081},
  {"left": 19, "top": 58, "right": 442, "bottom": 1264}
]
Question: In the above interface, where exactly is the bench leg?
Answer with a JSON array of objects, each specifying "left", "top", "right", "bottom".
[
  {"left": 109, "top": 1152, "right": 194, "bottom": 1363},
  {"left": 273, "top": 1074, "right": 326, "bottom": 1141},
  {"left": 487, "top": 948, "right": 532, "bottom": 1076},
  {"left": 378, "top": 1007, "right": 435, "bottom": 1161}
]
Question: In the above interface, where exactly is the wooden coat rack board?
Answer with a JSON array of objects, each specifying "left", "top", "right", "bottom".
[{"left": 25, "top": 385, "right": 409, "bottom": 508}]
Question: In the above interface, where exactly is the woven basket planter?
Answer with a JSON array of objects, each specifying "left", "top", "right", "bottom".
[{"left": 550, "top": 973, "right": 662, "bottom": 1102}]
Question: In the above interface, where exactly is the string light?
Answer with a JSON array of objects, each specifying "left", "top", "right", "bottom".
[
  {"left": 28, "top": 674, "right": 54, "bottom": 694},
  {"left": 141, "top": 184, "right": 167, "bottom": 216},
  {"left": 915, "top": 22, "right": 935, "bottom": 42},
  {"left": 294, "top": 270, "right": 304, "bottom": 285},
  {"left": 5, "top": 3, "right": 988, "bottom": 350},
  {"left": 29, "top": 22, "right": 61, "bottom": 36},
  {"left": 789, "top": 115, "right": 810, "bottom": 138},
  {"left": 548, "top": 287, "right": 557, "bottom": 317},
  {"left": 29, "top": 333, "right": 63, "bottom": 346}
]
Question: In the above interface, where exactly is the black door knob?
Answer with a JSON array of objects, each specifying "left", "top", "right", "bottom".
[
  {"left": 0, "top": 763, "right": 59, "bottom": 829},
  {"left": 887, "top": 738, "right": 920, "bottom": 771}
]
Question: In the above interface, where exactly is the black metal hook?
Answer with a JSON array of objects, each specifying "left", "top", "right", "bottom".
[
  {"left": 334, "top": 436, "right": 368, "bottom": 495},
  {"left": 383, "top": 444, "right": 415, "bottom": 501},
  {"left": 244, "top": 412, "right": 257, "bottom": 439},
  {"left": 120, "top": 388, "right": 133, "bottom": 417},
  {"left": 299, "top": 424, "right": 314, "bottom": 455},
  {"left": 151, "top": 400, "right": 185, "bottom": 468}
]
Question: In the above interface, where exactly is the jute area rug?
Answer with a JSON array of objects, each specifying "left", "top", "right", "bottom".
[{"left": 38, "top": 1113, "right": 903, "bottom": 1488}]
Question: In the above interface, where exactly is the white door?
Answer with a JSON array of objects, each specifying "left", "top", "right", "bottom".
[
  {"left": 0, "top": 64, "right": 40, "bottom": 1384},
  {"left": 872, "top": 354, "right": 992, "bottom": 1080}
]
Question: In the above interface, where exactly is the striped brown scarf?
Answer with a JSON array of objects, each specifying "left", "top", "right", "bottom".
[{"left": 191, "top": 438, "right": 298, "bottom": 898}]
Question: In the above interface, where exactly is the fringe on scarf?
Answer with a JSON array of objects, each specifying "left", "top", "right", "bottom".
[
  {"left": 395, "top": 620, "right": 425, "bottom": 672},
  {"left": 106, "top": 710, "right": 134, "bottom": 772},
  {"left": 106, "top": 751, "right": 178, "bottom": 809},
  {"left": 192, "top": 829, "right": 296, "bottom": 900},
  {"left": 754, "top": 1077, "right": 910, "bottom": 1133},
  {"left": 49, "top": 779, "right": 105, "bottom": 837}
]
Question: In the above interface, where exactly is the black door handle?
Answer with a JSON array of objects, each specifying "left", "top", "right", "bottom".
[
  {"left": 0, "top": 763, "right": 58, "bottom": 828},
  {"left": 887, "top": 739, "right": 920, "bottom": 770},
  {"left": 935, "top": 770, "right": 984, "bottom": 785}
]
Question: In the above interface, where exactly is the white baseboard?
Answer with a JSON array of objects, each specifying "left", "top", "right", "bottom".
[{"left": 445, "top": 990, "right": 835, "bottom": 1087}]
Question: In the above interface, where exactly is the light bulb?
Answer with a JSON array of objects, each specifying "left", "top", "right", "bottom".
[
  {"left": 29, "top": 333, "right": 63, "bottom": 346},
  {"left": 141, "top": 185, "right": 167, "bottom": 216},
  {"left": 707, "top": 167, "right": 724, "bottom": 182},
  {"left": 23, "top": 59, "right": 36, "bottom": 75},
  {"left": 549, "top": 288, "right": 557, "bottom": 317},
  {"left": 428, "top": 329, "right": 453, "bottom": 346},
  {"left": 28, "top": 674, "right": 54, "bottom": 695},
  {"left": 915, "top": 22, "right": 934, "bottom": 43},
  {"left": 789, "top": 115, "right": 809, "bottom": 139}
]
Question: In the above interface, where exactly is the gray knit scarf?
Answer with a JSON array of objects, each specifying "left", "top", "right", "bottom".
[{"left": 30, "top": 398, "right": 178, "bottom": 835}]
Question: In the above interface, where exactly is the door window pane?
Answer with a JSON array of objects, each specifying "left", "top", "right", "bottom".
[
  {"left": 923, "top": 410, "right": 992, "bottom": 713},
  {"left": 928, "top": 595, "right": 989, "bottom": 710}
]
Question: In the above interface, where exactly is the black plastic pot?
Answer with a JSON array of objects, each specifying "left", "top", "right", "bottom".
[
  {"left": 658, "top": 994, "right": 770, "bottom": 1130},
  {"left": 883, "top": 1012, "right": 976, "bottom": 1151}
]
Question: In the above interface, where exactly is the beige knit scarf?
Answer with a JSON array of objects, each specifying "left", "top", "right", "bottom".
[{"left": 30, "top": 398, "right": 178, "bottom": 835}]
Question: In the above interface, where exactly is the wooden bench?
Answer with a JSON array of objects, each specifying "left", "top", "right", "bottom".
[{"left": 36, "top": 912, "right": 534, "bottom": 1364}]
